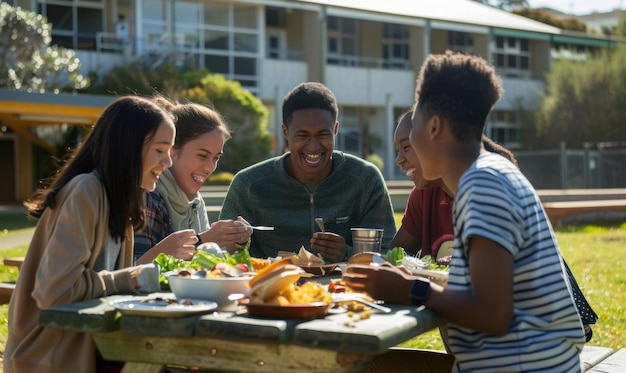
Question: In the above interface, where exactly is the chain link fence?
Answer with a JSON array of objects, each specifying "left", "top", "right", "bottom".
[{"left": 516, "top": 143, "right": 626, "bottom": 189}]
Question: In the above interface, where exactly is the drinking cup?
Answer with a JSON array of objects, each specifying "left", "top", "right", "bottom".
[{"left": 351, "top": 228, "right": 384, "bottom": 254}]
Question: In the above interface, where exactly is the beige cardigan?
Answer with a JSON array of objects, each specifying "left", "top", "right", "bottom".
[{"left": 5, "top": 173, "right": 137, "bottom": 373}]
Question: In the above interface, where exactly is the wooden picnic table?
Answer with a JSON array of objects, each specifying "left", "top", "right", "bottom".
[
  {"left": 0, "top": 257, "right": 24, "bottom": 304},
  {"left": 40, "top": 291, "right": 443, "bottom": 372}
]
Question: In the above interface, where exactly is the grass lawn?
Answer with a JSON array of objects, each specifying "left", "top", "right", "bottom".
[{"left": 0, "top": 213, "right": 624, "bottom": 361}]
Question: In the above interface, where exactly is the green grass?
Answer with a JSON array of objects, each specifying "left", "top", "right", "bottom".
[{"left": 0, "top": 213, "right": 624, "bottom": 360}]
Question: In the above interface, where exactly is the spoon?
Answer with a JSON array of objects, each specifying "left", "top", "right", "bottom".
[{"left": 315, "top": 218, "right": 325, "bottom": 232}]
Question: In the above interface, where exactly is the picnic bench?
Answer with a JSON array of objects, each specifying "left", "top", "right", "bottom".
[
  {"left": 0, "top": 256, "right": 24, "bottom": 305},
  {"left": 542, "top": 199, "right": 626, "bottom": 226}
]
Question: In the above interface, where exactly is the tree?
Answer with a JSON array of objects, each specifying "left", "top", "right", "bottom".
[
  {"left": 87, "top": 63, "right": 271, "bottom": 173},
  {"left": 181, "top": 75, "right": 271, "bottom": 173},
  {"left": 0, "top": 3, "right": 88, "bottom": 92},
  {"left": 512, "top": 8, "right": 586, "bottom": 32},
  {"left": 534, "top": 45, "right": 626, "bottom": 148},
  {"left": 616, "top": 11, "right": 626, "bottom": 38}
]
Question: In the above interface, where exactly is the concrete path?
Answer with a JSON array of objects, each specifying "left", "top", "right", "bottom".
[{"left": 0, "top": 229, "right": 34, "bottom": 250}]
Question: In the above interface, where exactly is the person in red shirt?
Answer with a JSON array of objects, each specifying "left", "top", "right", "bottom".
[{"left": 391, "top": 110, "right": 453, "bottom": 259}]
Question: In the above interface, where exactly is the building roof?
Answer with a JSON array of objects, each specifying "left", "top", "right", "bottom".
[
  {"left": 578, "top": 9, "right": 624, "bottom": 22},
  {"left": 299, "top": 0, "right": 562, "bottom": 34},
  {"left": 0, "top": 88, "right": 114, "bottom": 152},
  {"left": 0, "top": 88, "right": 113, "bottom": 128}
]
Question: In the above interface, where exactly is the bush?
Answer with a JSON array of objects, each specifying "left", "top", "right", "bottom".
[
  {"left": 366, "top": 153, "right": 384, "bottom": 172},
  {"left": 206, "top": 172, "right": 233, "bottom": 185}
]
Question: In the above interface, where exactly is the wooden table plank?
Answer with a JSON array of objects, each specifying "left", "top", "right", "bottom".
[
  {"left": 581, "top": 346, "right": 615, "bottom": 372},
  {"left": 295, "top": 305, "right": 441, "bottom": 353},
  {"left": 587, "top": 348, "right": 626, "bottom": 373},
  {"left": 196, "top": 314, "right": 298, "bottom": 344},
  {"left": 94, "top": 332, "right": 372, "bottom": 373},
  {"left": 42, "top": 293, "right": 444, "bottom": 373},
  {"left": 39, "top": 294, "right": 148, "bottom": 333}
]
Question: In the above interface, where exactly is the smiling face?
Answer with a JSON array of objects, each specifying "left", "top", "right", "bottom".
[
  {"left": 395, "top": 114, "right": 440, "bottom": 189},
  {"left": 142, "top": 120, "right": 175, "bottom": 191},
  {"left": 282, "top": 108, "right": 338, "bottom": 184},
  {"left": 409, "top": 108, "right": 442, "bottom": 181},
  {"left": 169, "top": 130, "right": 225, "bottom": 199}
]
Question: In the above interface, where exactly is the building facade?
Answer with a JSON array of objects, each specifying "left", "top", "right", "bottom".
[{"left": 1, "top": 0, "right": 622, "bottom": 202}]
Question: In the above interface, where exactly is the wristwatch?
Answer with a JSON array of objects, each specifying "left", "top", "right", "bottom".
[{"left": 410, "top": 278, "right": 431, "bottom": 306}]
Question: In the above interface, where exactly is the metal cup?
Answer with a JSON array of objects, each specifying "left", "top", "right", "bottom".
[{"left": 351, "top": 228, "right": 384, "bottom": 254}]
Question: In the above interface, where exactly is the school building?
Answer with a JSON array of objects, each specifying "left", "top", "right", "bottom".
[{"left": 0, "top": 0, "right": 622, "bottom": 202}]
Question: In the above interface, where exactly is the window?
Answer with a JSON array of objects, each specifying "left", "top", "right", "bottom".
[
  {"left": 266, "top": 29, "right": 286, "bottom": 59},
  {"left": 40, "top": 0, "right": 104, "bottom": 50},
  {"left": 138, "top": 0, "right": 260, "bottom": 92},
  {"left": 382, "top": 23, "right": 410, "bottom": 69},
  {"left": 265, "top": 7, "right": 285, "bottom": 28},
  {"left": 448, "top": 31, "right": 474, "bottom": 53},
  {"left": 492, "top": 36, "right": 531, "bottom": 78},
  {"left": 490, "top": 110, "right": 522, "bottom": 149},
  {"left": 551, "top": 42, "right": 591, "bottom": 61},
  {"left": 327, "top": 16, "right": 358, "bottom": 66}
]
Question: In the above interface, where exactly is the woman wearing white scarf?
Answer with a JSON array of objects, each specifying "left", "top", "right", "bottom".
[{"left": 134, "top": 97, "right": 252, "bottom": 265}]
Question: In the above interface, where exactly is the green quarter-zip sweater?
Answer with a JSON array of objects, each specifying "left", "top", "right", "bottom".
[{"left": 219, "top": 151, "right": 396, "bottom": 259}]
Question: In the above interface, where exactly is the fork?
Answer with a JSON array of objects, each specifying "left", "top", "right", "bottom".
[
  {"left": 250, "top": 226, "right": 274, "bottom": 231},
  {"left": 331, "top": 293, "right": 392, "bottom": 313}
]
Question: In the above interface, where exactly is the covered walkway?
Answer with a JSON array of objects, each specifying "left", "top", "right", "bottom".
[{"left": 0, "top": 89, "right": 114, "bottom": 202}]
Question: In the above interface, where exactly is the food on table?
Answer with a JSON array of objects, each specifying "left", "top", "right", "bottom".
[
  {"left": 153, "top": 247, "right": 253, "bottom": 289},
  {"left": 382, "top": 246, "right": 406, "bottom": 266},
  {"left": 140, "top": 297, "right": 198, "bottom": 306},
  {"left": 418, "top": 255, "right": 450, "bottom": 271},
  {"left": 328, "top": 279, "right": 375, "bottom": 314},
  {"left": 251, "top": 257, "right": 270, "bottom": 272},
  {"left": 248, "top": 258, "right": 331, "bottom": 306},
  {"left": 172, "top": 262, "right": 253, "bottom": 279},
  {"left": 278, "top": 246, "right": 325, "bottom": 266},
  {"left": 402, "top": 255, "right": 449, "bottom": 287},
  {"left": 437, "top": 255, "right": 452, "bottom": 266}
]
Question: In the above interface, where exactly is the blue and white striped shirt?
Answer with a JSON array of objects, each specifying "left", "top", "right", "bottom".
[{"left": 447, "top": 152, "right": 585, "bottom": 372}]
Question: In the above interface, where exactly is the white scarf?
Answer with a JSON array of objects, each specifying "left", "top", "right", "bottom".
[{"left": 156, "top": 169, "right": 205, "bottom": 232}]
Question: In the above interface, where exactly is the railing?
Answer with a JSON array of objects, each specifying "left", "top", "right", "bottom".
[
  {"left": 326, "top": 54, "right": 411, "bottom": 70},
  {"left": 95, "top": 32, "right": 126, "bottom": 53}
]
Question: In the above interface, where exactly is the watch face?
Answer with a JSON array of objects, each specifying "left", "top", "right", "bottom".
[{"left": 410, "top": 279, "right": 431, "bottom": 305}]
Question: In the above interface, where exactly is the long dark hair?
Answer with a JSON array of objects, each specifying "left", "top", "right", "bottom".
[{"left": 24, "top": 96, "right": 173, "bottom": 241}]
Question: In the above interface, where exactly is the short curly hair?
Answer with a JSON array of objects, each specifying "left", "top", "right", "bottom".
[
  {"left": 415, "top": 51, "right": 504, "bottom": 142},
  {"left": 282, "top": 82, "right": 338, "bottom": 126}
]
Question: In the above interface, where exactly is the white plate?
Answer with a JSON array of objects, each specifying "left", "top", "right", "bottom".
[{"left": 110, "top": 297, "right": 218, "bottom": 318}]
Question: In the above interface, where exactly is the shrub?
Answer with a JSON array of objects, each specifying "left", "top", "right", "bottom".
[
  {"left": 366, "top": 153, "right": 384, "bottom": 172},
  {"left": 206, "top": 172, "right": 233, "bottom": 185}
]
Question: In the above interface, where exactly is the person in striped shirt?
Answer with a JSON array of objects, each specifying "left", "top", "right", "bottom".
[{"left": 346, "top": 51, "right": 585, "bottom": 372}]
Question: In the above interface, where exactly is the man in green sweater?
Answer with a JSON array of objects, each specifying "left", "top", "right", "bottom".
[{"left": 219, "top": 82, "right": 396, "bottom": 262}]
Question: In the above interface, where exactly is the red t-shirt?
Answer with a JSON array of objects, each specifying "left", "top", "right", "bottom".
[{"left": 401, "top": 187, "right": 454, "bottom": 257}]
